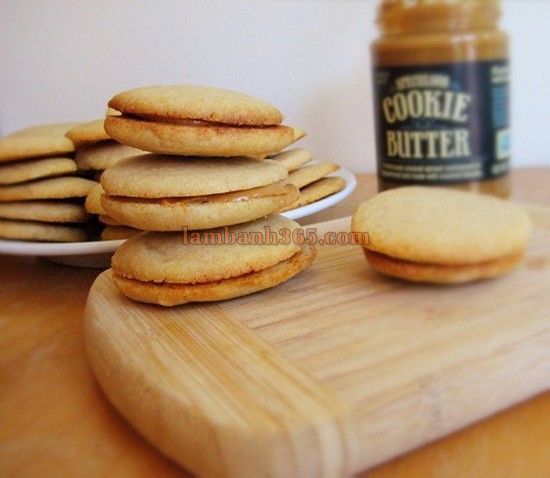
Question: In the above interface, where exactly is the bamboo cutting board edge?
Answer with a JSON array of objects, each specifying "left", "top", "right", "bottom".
[{"left": 84, "top": 205, "right": 550, "bottom": 478}]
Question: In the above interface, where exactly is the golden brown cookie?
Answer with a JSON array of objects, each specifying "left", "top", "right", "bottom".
[
  {"left": 270, "top": 148, "right": 313, "bottom": 172},
  {"left": 282, "top": 176, "right": 346, "bottom": 211},
  {"left": 0, "top": 201, "right": 90, "bottom": 223},
  {"left": 111, "top": 215, "right": 317, "bottom": 306},
  {"left": 101, "top": 155, "right": 299, "bottom": 230},
  {"left": 85, "top": 183, "right": 107, "bottom": 215},
  {"left": 254, "top": 127, "right": 309, "bottom": 159},
  {"left": 108, "top": 85, "right": 284, "bottom": 125},
  {"left": 0, "top": 157, "right": 77, "bottom": 185},
  {"left": 7, "top": 122, "right": 79, "bottom": 138},
  {"left": 104, "top": 85, "right": 294, "bottom": 156},
  {"left": 0, "top": 177, "right": 97, "bottom": 201},
  {"left": 0, "top": 219, "right": 86, "bottom": 242},
  {"left": 0, "top": 136, "right": 75, "bottom": 163},
  {"left": 351, "top": 187, "right": 532, "bottom": 284},
  {"left": 288, "top": 162, "right": 341, "bottom": 189},
  {"left": 65, "top": 120, "right": 111, "bottom": 148},
  {"left": 75, "top": 141, "right": 143, "bottom": 171}
]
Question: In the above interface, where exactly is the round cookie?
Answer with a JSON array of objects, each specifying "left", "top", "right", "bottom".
[
  {"left": 85, "top": 183, "right": 107, "bottom": 215},
  {"left": 104, "top": 116, "right": 294, "bottom": 157},
  {"left": 351, "top": 187, "right": 532, "bottom": 284},
  {"left": 0, "top": 201, "right": 90, "bottom": 223},
  {"left": 281, "top": 176, "right": 346, "bottom": 212},
  {"left": 0, "top": 157, "right": 77, "bottom": 185},
  {"left": 102, "top": 155, "right": 289, "bottom": 197},
  {"left": 270, "top": 148, "right": 313, "bottom": 172},
  {"left": 105, "top": 85, "right": 294, "bottom": 156},
  {"left": 0, "top": 136, "right": 75, "bottom": 163},
  {"left": 111, "top": 215, "right": 317, "bottom": 306},
  {"left": 101, "top": 155, "right": 299, "bottom": 230},
  {"left": 66, "top": 120, "right": 110, "bottom": 148},
  {"left": 0, "top": 177, "right": 97, "bottom": 201},
  {"left": 108, "top": 85, "right": 284, "bottom": 125},
  {"left": 0, "top": 219, "right": 86, "bottom": 242},
  {"left": 75, "top": 141, "right": 143, "bottom": 171},
  {"left": 288, "top": 162, "right": 341, "bottom": 189},
  {"left": 7, "top": 122, "right": 79, "bottom": 138},
  {"left": 101, "top": 183, "right": 299, "bottom": 231}
]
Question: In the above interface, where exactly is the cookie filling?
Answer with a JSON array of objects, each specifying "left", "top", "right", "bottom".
[
  {"left": 104, "top": 180, "right": 297, "bottom": 204},
  {"left": 364, "top": 249, "right": 524, "bottom": 269},
  {"left": 119, "top": 113, "right": 279, "bottom": 129},
  {"left": 114, "top": 242, "right": 315, "bottom": 287}
]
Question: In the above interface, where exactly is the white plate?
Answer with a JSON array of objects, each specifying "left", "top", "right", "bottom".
[
  {"left": 0, "top": 168, "right": 356, "bottom": 268},
  {"left": 283, "top": 168, "right": 356, "bottom": 221}
]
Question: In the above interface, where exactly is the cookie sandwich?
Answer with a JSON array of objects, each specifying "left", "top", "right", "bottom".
[
  {"left": 111, "top": 215, "right": 317, "bottom": 306},
  {"left": 351, "top": 187, "right": 532, "bottom": 284},
  {"left": 100, "top": 154, "right": 299, "bottom": 231},
  {"left": 104, "top": 85, "right": 297, "bottom": 157}
]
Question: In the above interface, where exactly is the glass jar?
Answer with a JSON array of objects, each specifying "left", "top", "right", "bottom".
[{"left": 371, "top": 0, "right": 511, "bottom": 198}]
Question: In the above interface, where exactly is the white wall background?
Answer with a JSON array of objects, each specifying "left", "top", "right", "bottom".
[{"left": 0, "top": 0, "right": 549, "bottom": 172}]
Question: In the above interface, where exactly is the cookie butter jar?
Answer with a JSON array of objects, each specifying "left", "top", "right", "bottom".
[{"left": 371, "top": 0, "right": 511, "bottom": 197}]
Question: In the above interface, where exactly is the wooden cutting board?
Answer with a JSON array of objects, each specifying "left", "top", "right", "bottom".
[{"left": 84, "top": 206, "right": 550, "bottom": 478}]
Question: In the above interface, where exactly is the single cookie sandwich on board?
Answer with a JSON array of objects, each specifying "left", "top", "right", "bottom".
[
  {"left": 104, "top": 85, "right": 296, "bottom": 157},
  {"left": 351, "top": 187, "right": 532, "bottom": 284},
  {"left": 111, "top": 215, "right": 317, "bottom": 306},
  {"left": 100, "top": 154, "right": 299, "bottom": 231}
]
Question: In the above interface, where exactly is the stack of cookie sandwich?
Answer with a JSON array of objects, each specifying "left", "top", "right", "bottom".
[
  {"left": 100, "top": 85, "right": 317, "bottom": 306},
  {"left": 0, "top": 123, "right": 97, "bottom": 242}
]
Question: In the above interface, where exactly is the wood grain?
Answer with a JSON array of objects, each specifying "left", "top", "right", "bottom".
[
  {"left": 84, "top": 205, "right": 550, "bottom": 477},
  {"left": 85, "top": 281, "right": 355, "bottom": 478},
  {"left": 2, "top": 169, "right": 550, "bottom": 478}
]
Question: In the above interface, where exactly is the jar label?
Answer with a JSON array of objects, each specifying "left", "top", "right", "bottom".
[{"left": 373, "top": 60, "right": 510, "bottom": 184}]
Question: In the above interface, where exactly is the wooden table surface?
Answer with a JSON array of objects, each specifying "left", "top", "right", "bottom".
[{"left": 1, "top": 168, "right": 549, "bottom": 478}]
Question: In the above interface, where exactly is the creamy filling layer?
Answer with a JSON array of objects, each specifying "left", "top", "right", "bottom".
[
  {"left": 364, "top": 249, "right": 523, "bottom": 268},
  {"left": 119, "top": 113, "right": 279, "bottom": 129},
  {"left": 105, "top": 180, "right": 295, "bottom": 204}
]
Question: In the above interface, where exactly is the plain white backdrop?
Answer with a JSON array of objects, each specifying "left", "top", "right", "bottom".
[{"left": 0, "top": 0, "right": 549, "bottom": 172}]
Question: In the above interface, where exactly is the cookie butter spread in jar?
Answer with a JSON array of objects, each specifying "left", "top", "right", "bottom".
[{"left": 371, "top": 0, "right": 510, "bottom": 197}]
